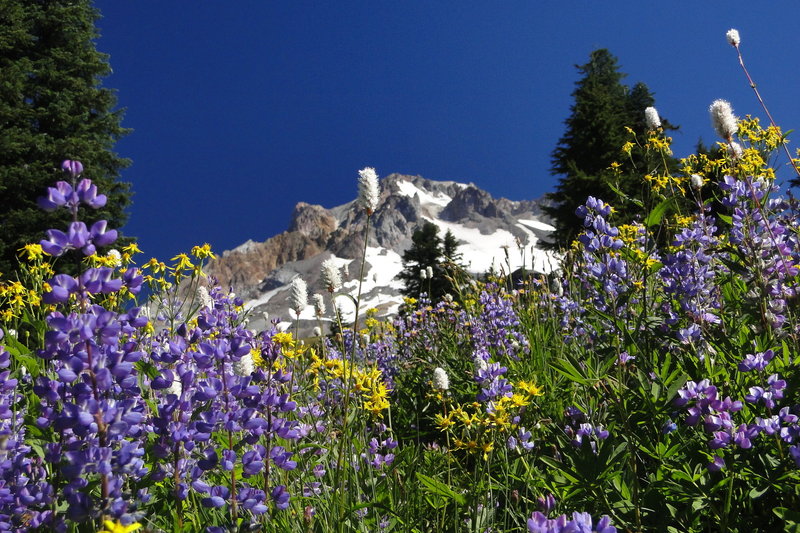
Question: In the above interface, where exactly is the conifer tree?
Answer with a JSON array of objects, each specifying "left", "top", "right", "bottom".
[
  {"left": 0, "top": 1, "right": 131, "bottom": 275},
  {"left": 543, "top": 49, "right": 677, "bottom": 248},
  {"left": 398, "top": 222, "right": 463, "bottom": 301}
]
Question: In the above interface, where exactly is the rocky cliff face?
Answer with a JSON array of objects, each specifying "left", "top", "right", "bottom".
[
  {"left": 206, "top": 202, "right": 337, "bottom": 299},
  {"left": 204, "top": 172, "right": 557, "bottom": 334}
]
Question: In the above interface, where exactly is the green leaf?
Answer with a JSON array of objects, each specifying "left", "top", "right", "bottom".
[
  {"left": 415, "top": 472, "right": 466, "bottom": 506},
  {"left": 644, "top": 197, "right": 677, "bottom": 227},
  {"left": 539, "top": 456, "right": 580, "bottom": 484},
  {"left": 13, "top": 352, "right": 41, "bottom": 379},
  {"left": 717, "top": 213, "right": 733, "bottom": 225},
  {"left": 608, "top": 181, "right": 644, "bottom": 208},
  {"left": 552, "top": 358, "right": 591, "bottom": 386}
]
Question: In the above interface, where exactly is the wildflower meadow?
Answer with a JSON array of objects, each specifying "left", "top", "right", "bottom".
[{"left": 3, "top": 29, "right": 800, "bottom": 532}]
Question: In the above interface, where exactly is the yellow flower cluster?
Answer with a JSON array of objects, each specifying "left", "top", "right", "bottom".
[
  {"left": 435, "top": 380, "right": 542, "bottom": 460},
  {"left": 646, "top": 133, "right": 673, "bottom": 156},
  {"left": 307, "top": 349, "right": 391, "bottom": 418},
  {"left": 737, "top": 116, "right": 784, "bottom": 151},
  {"left": 100, "top": 520, "right": 141, "bottom": 533},
  {"left": 0, "top": 244, "right": 54, "bottom": 323},
  {"left": 140, "top": 243, "right": 215, "bottom": 292},
  {"left": 680, "top": 115, "right": 780, "bottom": 183},
  {"left": 644, "top": 173, "right": 687, "bottom": 195}
]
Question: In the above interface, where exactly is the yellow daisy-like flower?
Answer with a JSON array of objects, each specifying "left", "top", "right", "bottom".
[
  {"left": 171, "top": 253, "right": 194, "bottom": 271},
  {"left": 191, "top": 243, "right": 215, "bottom": 259},
  {"left": 272, "top": 332, "right": 295, "bottom": 347},
  {"left": 434, "top": 413, "right": 455, "bottom": 430},
  {"left": 122, "top": 242, "right": 142, "bottom": 255},
  {"left": 517, "top": 380, "right": 543, "bottom": 397},
  {"left": 100, "top": 520, "right": 141, "bottom": 533},
  {"left": 18, "top": 243, "right": 44, "bottom": 262}
]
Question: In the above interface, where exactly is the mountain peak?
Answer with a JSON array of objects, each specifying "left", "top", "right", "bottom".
[{"left": 205, "top": 173, "right": 557, "bottom": 334}]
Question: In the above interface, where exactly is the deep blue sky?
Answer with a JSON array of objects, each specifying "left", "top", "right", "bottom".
[{"left": 91, "top": 1, "right": 800, "bottom": 261}]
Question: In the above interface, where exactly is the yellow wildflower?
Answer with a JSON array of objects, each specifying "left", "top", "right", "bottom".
[
  {"left": 435, "top": 413, "right": 455, "bottom": 430},
  {"left": 171, "top": 253, "right": 194, "bottom": 271},
  {"left": 517, "top": 380, "right": 543, "bottom": 397},
  {"left": 18, "top": 243, "right": 44, "bottom": 262},
  {"left": 191, "top": 243, "right": 215, "bottom": 259},
  {"left": 100, "top": 520, "right": 141, "bottom": 533}
]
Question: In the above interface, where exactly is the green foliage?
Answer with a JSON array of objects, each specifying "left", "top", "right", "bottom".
[
  {"left": 544, "top": 49, "right": 679, "bottom": 249},
  {"left": 398, "top": 222, "right": 464, "bottom": 301},
  {"left": 0, "top": 0, "right": 132, "bottom": 276}
]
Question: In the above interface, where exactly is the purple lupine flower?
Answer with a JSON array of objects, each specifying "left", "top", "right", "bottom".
[
  {"left": 707, "top": 455, "right": 726, "bottom": 472},
  {"left": 271, "top": 485, "right": 290, "bottom": 510},
  {"left": 61, "top": 159, "right": 84, "bottom": 178},
  {"left": 536, "top": 493, "right": 556, "bottom": 514},
  {"left": 42, "top": 274, "right": 79, "bottom": 304},
  {"left": 527, "top": 510, "right": 616, "bottom": 533},
  {"left": 738, "top": 349, "right": 775, "bottom": 372},
  {"left": 76, "top": 178, "right": 107, "bottom": 208},
  {"left": 37, "top": 180, "right": 73, "bottom": 211}
]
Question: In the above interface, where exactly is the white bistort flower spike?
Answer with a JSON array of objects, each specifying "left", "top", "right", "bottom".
[
  {"left": 289, "top": 277, "right": 308, "bottom": 316},
  {"left": 358, "top": 167, "right": 380, "bottom": 215},
  {"left": 167, "top": 379, "right": 182, "bottom": 398},
  {"left": 320, "top": 258, "right": 342, "bottom": 293},
  {"left": 690, "top": 174, "right": 704, "bottom": 190},
  {"left": 312, "top": 293, "right": 326, "bottom": 317},
  {"left": 433, "top": 367, "right": 449, "bottom": 391},
  {"left": 196, "top": 286, "right": 214, "bottom": 310},
  {"left": 644, "top": 107, "right": 661, "bottom": 130},
  {"left": 234, "top": 352, "right": 254, "bottom": 377},
  {"left": 726, "top": 28, "right": 740, "bottom": 47},
  {"left": 729, "top": 141, "right": 744, "bottom": 160},
  {"left": 709, "top": 99, "right": 738, "bottom": 140}
]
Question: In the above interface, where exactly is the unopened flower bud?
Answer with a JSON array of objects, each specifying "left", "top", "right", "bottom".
[{"left": 61, "top": 159, "right": 84, "bottom": 179}]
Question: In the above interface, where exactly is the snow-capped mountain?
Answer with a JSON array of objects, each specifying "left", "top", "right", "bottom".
[{"left": 205, "top": 173, "right": 558, "bottom": 334}]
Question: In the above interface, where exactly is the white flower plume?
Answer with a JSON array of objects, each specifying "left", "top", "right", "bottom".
[
  {"left": 196, "top": 286, "right": 214, "bottom": 310},
  {"left": 289, "top": 277, "right": 308, "bottom": 315},
  {"left": 358, "top": 167, "right": 380, "bottom": 214},
  {"left": 644, "top": 107, "right": 661, "bottom": 130},
  {"left": 433, "top": 367, "right": 449, "bottom": 391},
  {"left": 234, "top": 352, "right": 254, "bottom": 377},
  {"left": 320, "top": 258, "right": 342, "bottom": 293},
  {"left": 312, "top": 293, "right": 326, "bottom": 317},
  {"left": 709, "top": 99, "right": 738, "bottom": 140},
  {"left": 726, "top": 29, "right": 740, "bottom": 47}
]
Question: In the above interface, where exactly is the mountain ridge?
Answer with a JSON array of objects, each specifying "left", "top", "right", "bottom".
[{"left": 204, "top": 173, "right": 558, "bottom": 334}]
